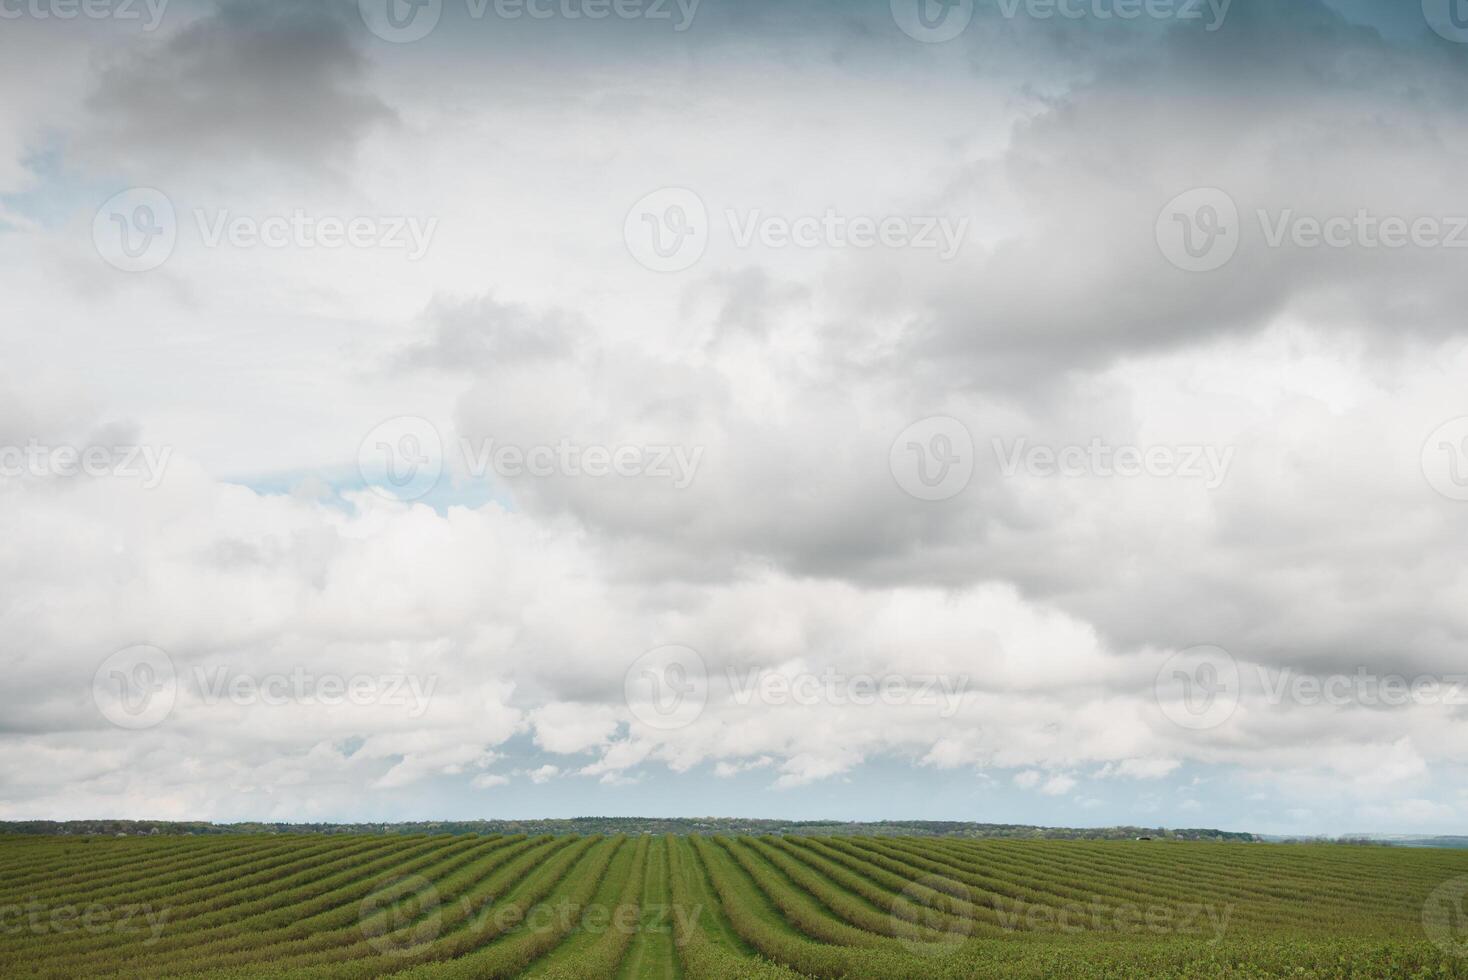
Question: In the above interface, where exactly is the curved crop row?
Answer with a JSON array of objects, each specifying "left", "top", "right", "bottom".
[{"left": 7, "top": 832, "right": 1468, "bottom": 978}]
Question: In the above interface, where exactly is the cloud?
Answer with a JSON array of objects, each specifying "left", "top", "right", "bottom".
[
  {"left": 529, "top": 702, "right": 621, "bottom": 755},
  {"left": 3, "top": 0, "right": 1468, "bottom": 833},
  {"left": 81, "top": 0, "right": 392, "bottom": 174},
  {"left": 1013, "top": 770, "right": 1079, "bottom": 796},
  {"left": 916, "top": 0, "right": 1468, "bottom": 384},
  {"left": 1014, "top": 770, "right": 1042, "bottom": 790},
  {"left": 526, "top": 764, "right": 562, "bottom": 785},
  {"left": 1096, "top": 759, "right": 1182, "bottom": 780},
  {"left": 397, "top": 294, "right": 584, "bottom": 374},
  {"left": 714, "top": 756, "right": 774, "bottom": 778},
  {"left": 1041, "top": 774, "right": 1077, "bottom": 796},
  {"left": 773, "top": 749, "right": 863, "bottom": 789}
]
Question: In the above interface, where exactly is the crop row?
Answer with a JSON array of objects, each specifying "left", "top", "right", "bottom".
[{"left": 6, "top": 833, "right": 1468, "bottom": 978}]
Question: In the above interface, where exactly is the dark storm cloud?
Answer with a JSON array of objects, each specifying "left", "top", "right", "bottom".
[
  {"left": 405, "top": 0, "right": 1468, "bottom": 686},
  {"left": 910, "top": 0, "right": 1468, "bottom": 387},
  {"left": 83, "top": 0, "right": 392, "bottom": 171}
]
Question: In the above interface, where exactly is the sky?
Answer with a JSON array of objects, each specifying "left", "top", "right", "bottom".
[{"left": 2, "top": 0, "right": 1468, "bottom": 837}]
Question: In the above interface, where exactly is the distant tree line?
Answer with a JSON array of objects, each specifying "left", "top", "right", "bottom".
[{"left": 0, "top": 817, "right": 1259, "bottom": 842}]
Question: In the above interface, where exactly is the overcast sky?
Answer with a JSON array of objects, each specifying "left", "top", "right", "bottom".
[{"left": 2, "top": 0, "right": 1467, "bottom": 836}]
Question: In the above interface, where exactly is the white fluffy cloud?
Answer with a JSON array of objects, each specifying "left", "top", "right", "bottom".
[{"left": 2, "top": 0, "right": 1467, "bottom": 832}]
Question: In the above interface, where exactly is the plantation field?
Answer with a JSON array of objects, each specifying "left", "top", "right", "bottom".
[{"left": 3, "top": 832, "right": 1468, "bottom": 978}]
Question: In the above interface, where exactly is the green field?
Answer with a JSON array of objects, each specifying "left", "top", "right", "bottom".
[{"left": 3, "top": 832, "right": 1467, "bottom": 978}]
